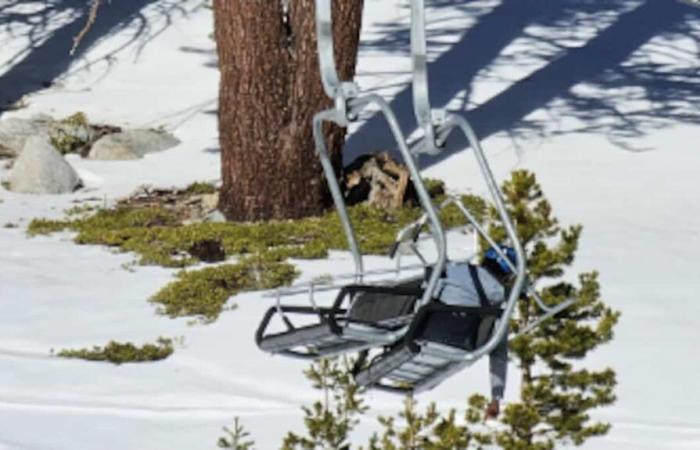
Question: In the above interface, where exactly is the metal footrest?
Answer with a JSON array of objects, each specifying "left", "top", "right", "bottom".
[
  {"left": 354, "top": 302, "right": 502, "bottom": 393},
  {"left": 258, "top": 322, "right": 363, "bottom": 357},
  {"left": 355, "top": 341, "right": 473, "bottom": 393}
]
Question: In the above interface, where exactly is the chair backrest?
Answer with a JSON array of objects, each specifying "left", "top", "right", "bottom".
[
  {"left": 346, "top": 276, "right": 424, "bottom": 323},
  {"left": 417, "top": 310, "right": 483, "bottom": 350},
  {"left": 347, "top": 291, "right": 418, "bottom": 323}
]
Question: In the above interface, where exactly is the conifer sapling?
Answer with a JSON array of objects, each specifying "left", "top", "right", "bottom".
[{"left": 484, "top": 170, "right": 621, "bottom": 449}]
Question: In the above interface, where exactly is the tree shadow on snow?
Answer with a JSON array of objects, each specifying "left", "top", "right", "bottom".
[
  {"left": 346, "top": 0, "right": 700, "bottom": 165},
  {"left": 0, "top": 0, "right": 191, "bottom": 116}
]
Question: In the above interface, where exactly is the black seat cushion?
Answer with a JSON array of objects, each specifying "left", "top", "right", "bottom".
[{"left": 417, "top": 311, "right": 495, "bottom": 350}]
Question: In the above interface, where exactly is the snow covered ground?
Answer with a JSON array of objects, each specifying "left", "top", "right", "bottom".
[{"left": 1, "top": 0, "right": 699, "bottom": 448}]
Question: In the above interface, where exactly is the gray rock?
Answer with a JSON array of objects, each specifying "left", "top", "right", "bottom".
[
  {"left": 88, "top": 129, "right": 180, "bottom": 160},
  {"left": 8, "top": 136, "right": 81, "bottom": 194},
  {"left": 0, "top": 117, "right": 54, "bottom": 157},
  {"left": 204, "top": 210, "right": 227, "bottom": 223}
]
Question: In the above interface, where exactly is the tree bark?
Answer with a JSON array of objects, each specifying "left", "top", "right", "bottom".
[{"left": 214, "top": 0, "right": 364, "bottom": 221}]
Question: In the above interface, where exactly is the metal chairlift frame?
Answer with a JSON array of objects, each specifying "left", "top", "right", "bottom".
[
  {"left": 257, "top": 0, "right": 573, "bottom": 370},
  {"left": 409, "top": 0, "right": 576, "bottom": 338},
  {"left": 259, "top": 0, "right": 524, "bottom": 359},
  {"left": 255, "top": 0, "right": 450, "bottom": 359},
  {"left": 312, "top": 0, "right": 527, "bottom": 361},
  {"left": 350, "top": 0, "right": 578, "bottom": 393}
]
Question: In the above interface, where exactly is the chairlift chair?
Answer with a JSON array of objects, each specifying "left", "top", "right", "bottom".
[
  {"left": 255, "top": 0, "right": 450, "bottom": 359},
  {"left": 256, "top": 0, "right": 575, "bottom": 385},
  {"left": 350, "top": 0, "right": 576, "bottom": 394}
]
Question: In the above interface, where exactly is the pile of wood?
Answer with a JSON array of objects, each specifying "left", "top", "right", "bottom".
[{"left": 342, "top": 152, "right": 417, "bottom": 210}]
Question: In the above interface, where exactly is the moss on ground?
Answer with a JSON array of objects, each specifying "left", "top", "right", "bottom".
[
  {"left": 27, "top": 198, "right": 484, "bottom": 267},
  {"left": 27, "top": 181, "right": 487, "bottom": 321},
  {"left": 57, "top": 337, "right": 173, "bottom": 364},
  {"left": 151, "top": 259, "right": 298, "bottom": 322},
  {"left": 184, "top": 181, "right": 218, "bottom": 195}
]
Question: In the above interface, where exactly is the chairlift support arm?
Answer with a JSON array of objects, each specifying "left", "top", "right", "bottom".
[
  {"left": 408, "top": 0, "right": 527, "bottom": 363},
  {"left": 313, "top": 0, "right": 448, "bottom": 304}
]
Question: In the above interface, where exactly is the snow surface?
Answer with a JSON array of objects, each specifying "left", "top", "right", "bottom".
[{"left": 1, "top": 0, "right": 700, "bottom": 448}]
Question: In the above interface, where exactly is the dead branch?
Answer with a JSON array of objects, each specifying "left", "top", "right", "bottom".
[{"left": 70, "top": 0, "right": 102, "bottom": 55}]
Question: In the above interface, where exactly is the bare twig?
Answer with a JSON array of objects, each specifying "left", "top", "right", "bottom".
[{"left": 70, "top": 0, "right": 102, "bottom": 55}]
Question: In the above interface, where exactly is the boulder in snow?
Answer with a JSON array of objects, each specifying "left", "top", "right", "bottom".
[
  {"left": 0, "top": 117, "right": 54, "bottom": 158},
  {"left": 88, "top": 129, "right": 180, "bottom": 160},
  {"left": 8, "top": 136, "right": 81, "bottom": 194},
  {"left": 204, "top": 210, "right": 227, "bottom": 223}
]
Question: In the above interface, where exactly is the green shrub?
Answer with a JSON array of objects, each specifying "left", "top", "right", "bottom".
[
  {"left": 185, "top": 181, "right": 218, "bottom": 195},
  {"left": 27, "top": 218, "right": 72, "bottom": 236},
  {"left": 57, "top": 337, "right": 174, "bottom": 364},
  {"left": 26, "top": 180, "right": 486, "bottom": 322},
  {"left": 26, "top": 196, "right": 483, "bottom": 268},
  {"left": 150, "top": 259, "right": 298, "bottom": 322}
]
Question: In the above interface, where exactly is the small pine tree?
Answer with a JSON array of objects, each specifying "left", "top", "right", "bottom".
[
  {"left": 218, "top": 417, "right": 255, "bottom": 450},
  {"left": 282, "top": 358, "right": 368, "bottom": 450},
  {"left": 484, "top": 170, "right": 621, "bottom": 449},
  {"left": 367, "top": 396, "right": 493, "bottom": 450}
]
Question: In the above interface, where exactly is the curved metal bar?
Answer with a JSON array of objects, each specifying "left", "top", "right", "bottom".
[
  {"left": 348, "top": 94, "right": 448, "bottom": 305},
  {"left": 315, "top": 0, "right": 341, "bottom": 98},
  {"left": 263, "top": 262, "right": 433, "bottom": 298},
  {"left": 449, "top": 198, "right": 562, "bottom": 314},
  {"left": 515, "top": 298, "right": 576, "bottom": 336},
  {"left": 435, "top": 114, "right": 527, "bottom": 361},
  {"left": 395, "top": 194, "right": 570, "bottom": 315},
  {"left": 313, "top": 109, "right": 364, "bottom": 279},
  {"left": 410, "top": 0, "right": 439, "bottom": 154},
  {"left": 311, "top": 0, "right": 448, "bottom": 302}
]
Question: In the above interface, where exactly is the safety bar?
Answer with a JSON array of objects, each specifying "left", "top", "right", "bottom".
[
  {"left": 263, "top": 264, "right": 427, "bottom": 298},
  {"left": 264, "top": 196, "right": 477, "bottom": 301}
]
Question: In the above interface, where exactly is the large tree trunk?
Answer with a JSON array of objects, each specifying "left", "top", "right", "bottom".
[{"left": 214, "top": 0, "right": 364, "bottom": 221}]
